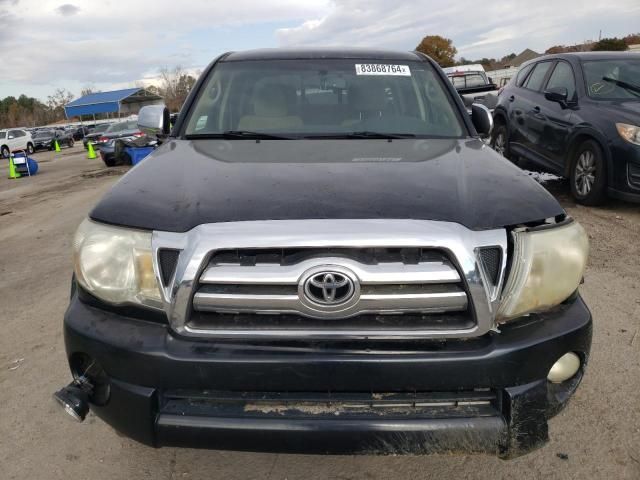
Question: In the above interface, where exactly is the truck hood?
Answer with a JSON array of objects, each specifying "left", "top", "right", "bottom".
[{"left": 90, "top": 138, "right": 564, "bottom": 232}]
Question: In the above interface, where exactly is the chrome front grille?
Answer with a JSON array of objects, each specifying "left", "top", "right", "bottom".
[
  {"left": 193, "top": 250, "right": 467, "bottom": 319},
  {"left": 153, "top": 219, "right": 507, "bottom": 340}
]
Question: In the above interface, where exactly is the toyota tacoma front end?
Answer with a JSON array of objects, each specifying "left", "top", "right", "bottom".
[{"left": 56, "top": 48, "right": 592, "bottom": 458}]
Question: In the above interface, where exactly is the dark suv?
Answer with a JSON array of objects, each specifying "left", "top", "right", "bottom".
[
  {"left": 55, "top": 48, "right": 591, "bottom": 459},
  {"left": 491, "top": 52, "right": 640, "bottom": 205},
  {"left": 32, "top": 128, "right": 75, "bottom": 151}
]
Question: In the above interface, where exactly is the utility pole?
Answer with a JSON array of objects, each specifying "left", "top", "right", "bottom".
[{"left": 599, "top": 30, "right": 602, "bottom": 41}]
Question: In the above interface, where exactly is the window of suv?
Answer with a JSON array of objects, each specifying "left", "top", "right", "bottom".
[
  {"left": 184, "top": 59, "right": 466, "bottom": 138},
  {"left": 516, "top": 63, "right": 535, "bottom": 87},
  {"left": 582, "top": 59, "right": 640, "bottom": 99},
  {"left": 524, "top": 62, "right": 554, "bottom": 91},
  {"left": 34, "top": 130, "right": 53, "bottom": 138},
  {"left": 545, "top": 61, "right": 576, "bottom": 99}
]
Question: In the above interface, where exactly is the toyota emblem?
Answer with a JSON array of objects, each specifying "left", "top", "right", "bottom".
[{"left": 303, "top": 271, "right": 355, "bottom": 306}]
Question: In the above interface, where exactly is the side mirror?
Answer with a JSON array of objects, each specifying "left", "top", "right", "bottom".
[
  {"left": 138, "top": 105, "right": 170, "bottom": 137},
  {"left": 544, "top": 87, "right": 569, "bottom": 107},
  {"left": 471, "top": 103, "right": 493, "bottom": 137}
]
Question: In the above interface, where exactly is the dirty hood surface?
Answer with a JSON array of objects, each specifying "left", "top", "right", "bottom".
[{"left": 90, "top": 138, "right": 563, "bottom": 232}]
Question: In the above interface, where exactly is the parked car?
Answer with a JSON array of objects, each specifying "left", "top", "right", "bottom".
[
  {"left": 90, "top": 120, "right": 143, "bottom": 150},
  {"left": 56, "top": 48, "right": 591, "bottom": 459},
  {"left": 99, "top": 133, "right": 154, "bottom": 167},
  {"left": 72, "top": 126, "right": 91, "bottom": 140},
  {"left": 32, "top": 128, "right": 75, "bottom": 151},
  {"left": 443, "top": 64, "right": 498, "bottom": 113},
  {"left": 82, "top": 123, "right": 111, "bottom": 149},
  {"left": 0, "top": 128, "right": 35, "bottom": 157},
  {"left": 491, "top": 52, "right": 640, "bottom": 205}
]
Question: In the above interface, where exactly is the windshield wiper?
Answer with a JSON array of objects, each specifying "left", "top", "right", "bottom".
[
  {"left": 185, "top": 131, "right": 294, "bottom": 140},
  {"left": 348, "top": 131, "right": 416, "bottom": 139},
  {"left": 602, "top": 76, "right": 640, "bottom": 96},
  {"left": 304, "top": 131, "right": 416, "bottom": 139}
]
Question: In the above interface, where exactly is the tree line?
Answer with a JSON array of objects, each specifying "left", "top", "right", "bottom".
[
  {"left": 2, "top": 33, "right": 637, "bottom": 129},
  {"left": 0, "top": 89, "right": 75, "bottom": 129},
  {"left": 0, "top": 66, "right": 197, "bottom": 129},
  {"left": 415, "top": 32, "right": 639, "bottom": 69}
]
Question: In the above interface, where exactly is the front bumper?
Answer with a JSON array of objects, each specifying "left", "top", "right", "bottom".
[
  {"left": 63, "top": 291, "right": 592, "bottom": 458},
  {"left": 609, "top": 141, "right": 640, "bottom": 202}
]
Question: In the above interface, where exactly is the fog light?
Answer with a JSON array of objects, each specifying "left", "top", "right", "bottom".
[
  {"left": 547, "top": 352, "right": 581, "bottom": 384},
  {"left": 53, "top": 383, "right": 90, "bottom": 422}
]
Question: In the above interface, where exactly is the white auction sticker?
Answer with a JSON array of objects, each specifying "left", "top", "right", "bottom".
[{"left": 355, "top": 64, "right": 411, "bottom": 76}]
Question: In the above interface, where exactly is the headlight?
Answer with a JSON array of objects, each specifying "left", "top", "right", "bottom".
[
  {"left": 616, "top": 123, "right": 640, "bottom": 146},
  {"left": 73, "top": 219, "right": 162, "bottom": 309},
  {"left": 497, "top": 221, "right": 588, "bottom": 322}
]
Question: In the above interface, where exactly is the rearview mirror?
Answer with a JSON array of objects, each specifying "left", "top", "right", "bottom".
[
  {"left": 471, "top": 103, "right": 493, "bottom": 137},
  {"left": 138, "top": 105, "right": 170, "bottom": 137},
  {"left": 544, "top": 87, "right": 569, "bottom": 107}
]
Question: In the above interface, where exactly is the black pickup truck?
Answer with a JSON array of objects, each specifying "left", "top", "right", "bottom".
[{"left": 56, "top": 48, "right": 591, "bottom": 459}]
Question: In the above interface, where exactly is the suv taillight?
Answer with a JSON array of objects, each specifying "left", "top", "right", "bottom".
[
  {"left": 98, "top": 136, "right": 108, "bottom": 142},
  {"left": 133, "top": 132, "right": 144, "bottom": 138}
]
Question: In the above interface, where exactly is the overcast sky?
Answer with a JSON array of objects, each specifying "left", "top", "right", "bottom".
[{"left": 1, "top": 0, "right": 639, "bottom": 100}]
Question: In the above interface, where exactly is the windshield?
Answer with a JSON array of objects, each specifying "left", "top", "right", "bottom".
[
  {"left": 184, "top": 59, "right": 465, "bottom": 138},
  {"left": 583, "top": 59, "right": 640, "bottom": 99},
  {"left": 34, "top": 130, "right": 53, "bottom": 138}
]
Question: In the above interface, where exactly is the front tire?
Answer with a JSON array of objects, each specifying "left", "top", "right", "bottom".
[
  {"left": 1, "top": 146, "right": 9, "bottom": 158},
  {"left": 26, "top": 143, "right": 35, "bottom": 155},
  {"left": 490, "top": 122, "right": 510, "bottom": 160},
  {"left": 570, "top": 139, "right": 607, "bottom": 206},
  {"left": 68, "top": 138, "right": 75, "bottom": 147}
]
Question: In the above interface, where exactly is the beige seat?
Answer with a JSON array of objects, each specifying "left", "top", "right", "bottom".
[{"left": 238, "top": 83, "right": 303, "bottom": 131}]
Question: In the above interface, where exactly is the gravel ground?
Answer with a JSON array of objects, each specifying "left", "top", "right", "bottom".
[{"left": 0, "top": 146, "right": 638, "bottom": 479}]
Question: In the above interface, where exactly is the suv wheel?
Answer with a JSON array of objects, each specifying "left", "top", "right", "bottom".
[
  {"left": 570, "top": 139, "right": 607, "bottom": 205},
  {"left": 490, "top": 123, "right": 510, "bottom": 159},
  {"left": 1, "top": 146, "right": 9, "bottom": 158},
  {"left": 69, "top": 138, "right": 75, "bottom": 147},
  {"left": 26, "top": 143, "right": 35, "bottom": 155}
]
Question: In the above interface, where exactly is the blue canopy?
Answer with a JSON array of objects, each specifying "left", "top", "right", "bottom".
[{"left": 64, "top": 88, "right": 160, "bottom": 117}]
